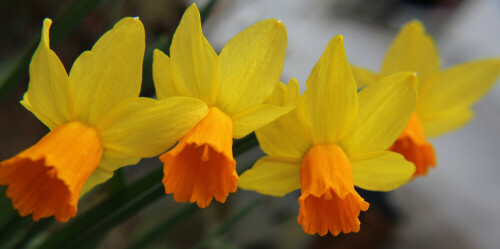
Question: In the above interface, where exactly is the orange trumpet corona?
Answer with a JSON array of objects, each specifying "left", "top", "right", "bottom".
[
  {"left": 389, "top": 113, "right": 436, "bottom": 177},
  {"left": 0, "top": 122, "right": 103, "bottom": 222},
  {"left": 298, "top": 144, "right": 369, "bottom": 236},
  {"left": 161, "top": 107, "right": 238, "bottom": 208}
]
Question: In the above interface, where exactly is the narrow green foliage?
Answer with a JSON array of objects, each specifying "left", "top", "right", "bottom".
[
  {"left": 190, "top": 197, "right": 262, "bottom": 249},
  {"left": 37, "top": 134, "right": 258, "bottom": 249}
]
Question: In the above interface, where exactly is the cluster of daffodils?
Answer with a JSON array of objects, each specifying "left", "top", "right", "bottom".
[{"left": 1, "top": 4, "right": 499, "bottom": 236}]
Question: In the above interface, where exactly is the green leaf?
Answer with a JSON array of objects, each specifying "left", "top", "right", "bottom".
[
  {"left": 36, "top": 133, "right": 258, "bottom": 249},
  {"left": 190, "top": 197, "right": 262, "bottom": 249},
  {"left": 123, "top": 155, "right": 259, "bottom": 249},
  {"left": 126, "top": 204, "right": 199, "bottom": 249}
]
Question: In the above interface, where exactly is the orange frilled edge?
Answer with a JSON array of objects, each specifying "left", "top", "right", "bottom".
[
  {"left": 389, "top": 113, "right": 436, "bottom": 177},
  {"left": 0, "top": 122, "right": 103, "bottom": 222},
  {"left": 161, "top": 107, "right": 238, "bottom": 208},
  {"left": 298, "top": 144, "right": 369, "bottom": 236}
]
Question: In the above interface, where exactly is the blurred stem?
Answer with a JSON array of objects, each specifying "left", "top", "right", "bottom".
[
  {"left": 126, "top": 204, "right": 199, "bottom": 249},
  {"left": 109, "top": 169, "right": 125, "bottom": 194},
  {"left": 0, "top": 215, "right": 32, "bottom": 248},
  {"left": 190, "top": 197, "right": 262, "bottom": 249},
  {"left": 12, "top": 219, "right": 54, "bottom": 249},
  {"left": 36, "top": 133, "right": 258, "bottom": 249},
  {"left": 0, "top": 0, "right": 105, "bottom": 100},
  {"left": 125, "top": 156, "right": 259, "bottom": 249}
]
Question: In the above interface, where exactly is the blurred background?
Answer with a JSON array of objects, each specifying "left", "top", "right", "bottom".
[{"left": 0, "top": 0, "right": 499, "bottom": 248}]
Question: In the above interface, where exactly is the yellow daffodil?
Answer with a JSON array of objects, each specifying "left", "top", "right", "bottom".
[
  {"left": 153, "top": 4, "right": 299, "bottom": 208},
  {"left": 0, "top": 18, "right": 208, "bottom": 222},
  {"left": 239, "top": 36, "right": 418, "bottom": 236},
  {"left": 352, "top": 20, "right": 500, "bottom": 177}
]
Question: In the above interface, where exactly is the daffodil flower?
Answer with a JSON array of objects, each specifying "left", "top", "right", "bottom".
[
  {"left": 352, "top": 20, "right": 500, "bottom": 177},
  {"left": 0, "top": 18, "right": 208, "bottom": 222},
  {"left": 238, "top": 36, "right": 417, "bottom": 236},
  {"left": 153, "top": 4, "right": 299, "bottom": 208}
]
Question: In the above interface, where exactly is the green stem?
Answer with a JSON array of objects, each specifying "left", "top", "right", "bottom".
[
  {"left": 190, "top": 197, "right": 262, "bottom": 249},
  {"left": 0, "top": 216, "right": 32, "bottom": 248},
  {"left": 124, "top": 156, "right": 259, "bottom": 249},
  {"left": 12, "top": 219, "right": 54, "bottom": 249},
  {"left": 126, "top": 204, "right": 199, "bottom": 249},
  {"left": 36, "top": 134, "right": 258, "bottom": 249}
]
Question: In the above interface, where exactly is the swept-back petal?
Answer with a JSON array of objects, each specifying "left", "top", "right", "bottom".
[
  {"left": 216, "top": 19, "right": 287, "bottom": 116},
  {"left": 238, "top": 156, "right": 301, "bottom": 197},
  {"left": 351, "top": 151, "right": 415, "bottom": 191},
  {"left": 381, "top": 20, "right": 439, "bottom": 84},
  {"left": 153, "top": 4, "right": 220, "bottom": 105},
  {"left": 422, "top": 107, "right": 474, "bottom": 137},
  {"left": 80, "top": 167, "right": 114, "bottom": 196},
  {"left": 339, "top": 72, "right": 418, "bottom": 156},
  {"left": 232, "top": 79, "right": 300, "bottom": 138},
  {"left": 69, "top": 17, "right": 145, "bottom": 125},
  {"left": 23, "top": 18, "right": 74, "bottom": 130},
  {"left": 351, "top": 65, "right": 380, "bottom": 88},
  {"left": 418, "top": 59, "right": 500, "bottom": 123},
  {"left": 96, "top": 97, "right": 208, "bottom": 168},
  {"left": 300, "top": 35, "right": 358, "bottom": 144},
  {"left": 99, "top": 150, "right": 141, "bottom": 172}
]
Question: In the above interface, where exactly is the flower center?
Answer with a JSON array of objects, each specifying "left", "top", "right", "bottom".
[
  {"left": 161, "top": 107, "right": 238, "bottom": 208},
  {"left": 0, "top": 121, "right": 103, "bottom": 222},
  {"left": 298, "top": 144, "right": 369, "bottom": 236}
]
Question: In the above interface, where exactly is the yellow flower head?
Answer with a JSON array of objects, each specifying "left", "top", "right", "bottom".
[
  {"left": 153, "top": 4, "right": 299, "bottom": 208},
  {"left": 353, "top": 20, "right": 500, "bottom": 177},
  {"left": 0, "top": 18, "right": 208, "bottom": 222},
  {"left": 239, "top": 36, "right": 418, "bottom": 236}
]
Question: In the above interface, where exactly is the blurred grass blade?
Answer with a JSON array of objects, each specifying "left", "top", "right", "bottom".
[
  {"left": 0, "top": 215, "right": 33, "bottom": 248},
  {"left": 37, "top": 169, "right": 165, "bottom": 249},
  {"left": 0, "top": 0, "right": 105, "bottom": 100},
  {"left": 124, "top": 156, "right": 259, "bottom": 249},
  {"left": 36, "top": 134, "right": 258, "bottom": 249},
  {"left": 190, "top": 197, "right": 262, "bottom": 249},
  {"left": 126, "top": 204, "right": 199, "bottom": 249},
  {"left": 140, "top": 0, "right": 220, "bottom": 96},
  {"left": 11, "top": 219, "right": 54, "bottom": 249}
]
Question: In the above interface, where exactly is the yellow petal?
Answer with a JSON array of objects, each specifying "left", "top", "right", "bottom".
[
  {"left": 351, "top": 65, "right": 379, "bottom": 88},
  {"left": 20, "top": 93, "right": 59, "bottom": 130},
  {"left": 232, "top": 79, "right": 300, "bottom": 139},
  {"left": 351, "top": 151, "right": 415, "bottom": 191},
  {"left": 153, "top": 4, "right": 220, "bottom": 105},
  {"left": 418, "top": 59, "right": 500, "bottom": 122},
  {"left": 81, "top": 167, "right": 114, "bottom": 196},
  {"left": 238, "top": 156, "right": 301, "bottom": 197},
  {"left": 97, "top": 97, "right": 208, "bottom": 162},
  {"left": 216, "top": 19, "right": 287, "bottom": 116},
  {"left": 381, "top": 20, "right": 439, "bottom": 84},
  {"left": 69, "top": 17, "right": 145, "bottom": 125},
  {"left": 339, "top": 72, "right": 418, "bottom": 156},
  {"left": 99, "top": 150, "right": 141, "bottom": 172},
  {"left": 24, "top": 18, "right": 74, "bottom": 130},
  {"left": 255, "top": 104, "right": 313, "bottom": 159},
  {"left": 422, "top": 107, "right": 474, "bottom": 137},
  {"left": 300, "top": 35, "right": 358, "bottom": 144}
]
